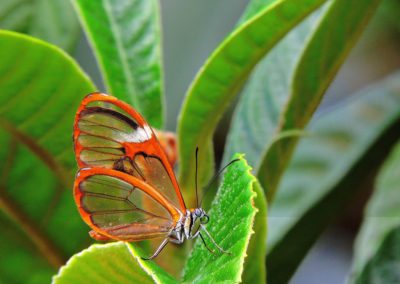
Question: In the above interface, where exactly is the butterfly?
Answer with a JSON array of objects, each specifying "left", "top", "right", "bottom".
[{"left": 73, "top": 92, "right": 229, "bottom": 259}]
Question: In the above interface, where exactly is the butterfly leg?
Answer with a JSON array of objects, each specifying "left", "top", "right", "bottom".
[
  {"left": 141, "top": 238, "right": 169, "bottom": 260},
  {"left": 200, "top": 225, "right": 231, "bottom": 255},
  {"left": 199, "top": 232, "right": 215, "bottom": 254},
  {"left": 189, "top": 229, "right": 214, "bottom": 253}
]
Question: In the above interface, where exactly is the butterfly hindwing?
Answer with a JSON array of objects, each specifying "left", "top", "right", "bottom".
[{"left": 74, "top": 168, "right": 177, "bottom": 241}]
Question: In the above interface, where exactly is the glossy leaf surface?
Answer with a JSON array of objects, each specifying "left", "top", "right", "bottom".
[
  {"left": 177, "top": 0, "right": 327, "bottom": 194},
  {"left": 53, "top": 242, "right": 177, "bottom": 284},
  {"left": 223, "top": 3, "right": 326, "bottom": 168},
  {"left": 0, "top": 31, "right": 95, "bottom": 283},
  {"left": 73, "top": 0, "right": 164, "bottom": 128}
]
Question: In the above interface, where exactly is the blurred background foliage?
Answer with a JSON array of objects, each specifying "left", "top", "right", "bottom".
[{"left": 0, "top": 0, "right": 399, "bottom": 283}]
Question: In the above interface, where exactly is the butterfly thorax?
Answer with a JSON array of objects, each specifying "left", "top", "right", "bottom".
[{"left": 170, "top": 208, "right": 209, "bottom": 243}]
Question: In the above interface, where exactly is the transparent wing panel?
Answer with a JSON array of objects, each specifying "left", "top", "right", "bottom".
[
  {"left": 133, "top": 154, "right": 182, "bottom": 211},
  {"left": 78, "top": 173, "right": 173, "bottom": 240},
  {"left": 76, "top": 107, "right": 137, "bottom": 167}
]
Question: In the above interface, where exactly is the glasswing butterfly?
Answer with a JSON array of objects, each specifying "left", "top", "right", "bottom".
[{"left": 73, "top": 92, "right": 230, "bottom": 259}]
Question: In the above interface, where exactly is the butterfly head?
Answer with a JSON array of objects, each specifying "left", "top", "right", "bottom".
[{"left": 192, "top": 208, "right": 209, "bottom": 225}]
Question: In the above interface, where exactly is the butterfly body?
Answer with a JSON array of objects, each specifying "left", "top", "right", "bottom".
[{"left": 73, "top": 92, "right": 226, "bottom": 259}]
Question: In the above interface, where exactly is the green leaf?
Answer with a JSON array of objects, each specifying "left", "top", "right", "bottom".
[
  {"left": 53, "top": 242, "right": 177, "bottom": 284},
  {"left": 73, "top": 0, "right": 164, "bottom": 128},
  {"left": 0, "top": 213, "right": 55, "bottom": 283},
  {"left": 257, "top": 0, "right": 382, "bottom": 201},
  {"left": 0, "top": 30, "right": 95, "bottom": 283},
  {"left": 350, "top": 142, "right": 400, "bottom": 283},
  {"left": 177, "top": 0, "right": 327, "bottom": 197},
  {"left": 242, "top": 181, "right": 268, "bottom": 284},
  {"left": 352, "top": 226, "right": 400, "bottom": 284},
  {"left": 183, "top": 154, "right": 265, "bottom": 283},
  {"left": 267, "top": 72, "right": 400, "bottom": 283},
  {"left": 223, "top": 3, "right": 327, "bottom": 168},
  {"left": 0, "top": 0, "right": 80, "bottom": 51}
]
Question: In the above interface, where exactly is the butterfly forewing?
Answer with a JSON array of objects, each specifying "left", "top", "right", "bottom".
[
  {"left": 73, "top": 93, "right": 186, "bottom": 214},
  {"left": 75, "top": 168, "right": 176, "bottom": 241},
  {"left": 76, "top": 103, "right": 143, "bottom": 168}
]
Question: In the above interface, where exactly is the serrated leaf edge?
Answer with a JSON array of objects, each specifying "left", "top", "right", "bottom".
[
  {"left": 183, "top": 154, "right": 260, "bottom": 283},
  {"left": 238, "top": 154, "right": 260, "bottom": 283}
]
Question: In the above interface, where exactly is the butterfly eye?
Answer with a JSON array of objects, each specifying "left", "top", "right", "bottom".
[
  {"left": 200, "top": 215, "right": 209, "bottom": 224},
  {"left": 194, "top": 208, "right": 202, "bottom": 217}
]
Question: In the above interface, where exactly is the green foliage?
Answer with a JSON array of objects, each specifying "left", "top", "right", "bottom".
[
  {"left": 223, "top": 2, "right": 327, "bottom": 169},
  {"left": 350, "top": 142, "right": 400, "bottom": 283},
  {"left": 242, "top": 181, "right": 267, "bottom": 283},
  {"left": 183, "top": 154, "right": 266, "bottom": 283},
  {"left": 0, "top": 30, "right": 95, "bottom": 283},
  {"left": 225, "top": 0, "right": 384, "bottom": 278},
  {"left": 268, "top": 73, "right": 400, "bottom": 283},
  {"left": 53, "top": 155, "right": 266, "bottom": 283},
  {"left": 73, "top": 0, "right": 164, "bottom": 128},
  {"left": 53, "top": 242, "right": 176, "bottom": 284},
  {"left": 257, "top": 0, "right": 382, "bottom": 201},
  {"left": 177, "top": 0, "right": 327, "bottom": 197},
  {"left": 353, "top": 226, "right": 400, "bottom": 284},
  {"left": 0, "top": 0, "right": 80, "bottom": 51},
  {"left": 0, "top": 0, "right": 398, "bottom": 283}
]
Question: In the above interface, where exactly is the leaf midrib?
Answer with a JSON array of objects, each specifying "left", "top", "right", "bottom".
[
  {"left": 0, "top": 118, "right": 71, "bottom": 188},
  {"left": 0, "top": 117, "right": 70, "bottom": 268},
  {"left": 102, "top": 0, "right": 139, "bottom": 107},
  {"left": 0, "top": 188, "right": 66, "bottom": 268}
]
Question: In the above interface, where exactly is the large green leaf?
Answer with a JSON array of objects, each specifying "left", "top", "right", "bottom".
[
  {"left": 177, "top": 0, "right": 327, "bottom": 197},
  {"left": 350, "top": 142, "right": 400, "bottom": 283},
  {"left": 352, "top": 226, "right": 400, "bottom": 284},
  {"left": 183, "top": 154, "right": 265, "bottom": 283},
  {"left": 0, "top": 30, "right": 95, "bottom": 283},
  {"left": 73, "top": 0, "right": 164, "bottom": 128},
  {"left": 54, "top": 155, "right": 265, "bottom": 283},
  {"left": 223, "top": 3, "right": 327, "bottom": 168},
  {"left": 53, "top": 242, "right": 177, "bottom": 284},
  {"left": 0, "top": 0, "right": 80, "bottom": 51},
  {"left": 267, "top": 72, "right": 400, "bottom": 283},
  {"left": 257, "top": 0, "right": 382, "bottom": 201}
]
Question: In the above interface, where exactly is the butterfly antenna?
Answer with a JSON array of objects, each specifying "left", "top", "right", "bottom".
[
  {"left": 199, "top": 158, "right": 240, "bottom": 206},
  {"left": 195, "top": 147, "right": 200, "bottom": 207}
]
